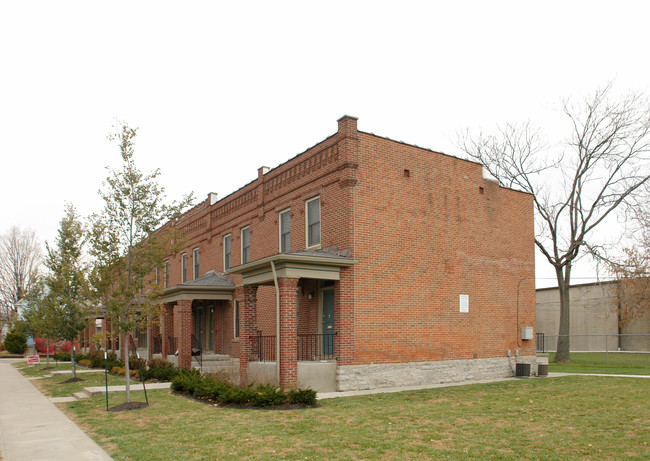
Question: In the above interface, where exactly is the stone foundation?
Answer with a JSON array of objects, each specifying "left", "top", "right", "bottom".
[{"left": 337, "top": 356, "right": 538, "bottom": 391}]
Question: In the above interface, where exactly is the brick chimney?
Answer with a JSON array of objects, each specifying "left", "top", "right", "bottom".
[{"left": 337, "top": 115, "right": 358, "bottom": 139}]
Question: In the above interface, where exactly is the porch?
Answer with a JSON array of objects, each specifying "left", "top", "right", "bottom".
[
  {"left": 227, "top": 250, "right": 356, "bottom": 390},
  {"left": 248, "top": 332, "right": 338, "bottom": 392}
]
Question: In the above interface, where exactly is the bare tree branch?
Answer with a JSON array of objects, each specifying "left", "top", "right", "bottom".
[
  {"left": 456, "top": 84, "right": 650, "bottom": 361},
  {"left": 0, "top": 226, "right": 42, "bottom": 326}
]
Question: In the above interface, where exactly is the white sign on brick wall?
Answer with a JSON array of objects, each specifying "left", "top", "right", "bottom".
[{"left": 459, "top": 294, "right": 469, "bottom": 313}]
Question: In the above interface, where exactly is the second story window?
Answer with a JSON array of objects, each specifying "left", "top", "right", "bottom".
[
  {"left": 193, "top": 248, "right": 200, "bottom": 279},
  {"left": 164, "top": 261, "right": 169, "bottom": 288},
  {"left": 306, "top": 196, "right": 321, "bottom": 248},
  {"left": 181, "top": 253, "right": 187, "bottom": 283},
  {"left": 241, "top": 227, "right": 250, "bottom": 264},
  {"left": 224, "top": 234, "right": 231, "bottom": 270},
  {"left": 279, "top": 209, "right": 290, "bottom": 253}
]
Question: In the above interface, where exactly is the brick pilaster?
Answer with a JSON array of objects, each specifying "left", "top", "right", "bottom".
[
  {"left": 161, "top": 305, "right": 173, "bottom": 357},
  {"left": 279, "top": 278, "right": 299, "bottom": 388},
  {"left": 147, "top": 318, "right": 154, "bottom": 362},
  {"left": 176, "top": 300, "right": 193, "bottom": 369},
  {"left": 239, "top": 285, "right": 258, "bottom": 385}
]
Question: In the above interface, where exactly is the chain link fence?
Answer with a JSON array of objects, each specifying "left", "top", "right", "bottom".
[{"left": 537, "top": 333, "right": 650, "bottom": 356}]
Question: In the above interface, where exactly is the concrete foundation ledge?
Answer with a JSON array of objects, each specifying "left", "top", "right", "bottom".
[
  {"left": 247, "top": 360, "right": 337, "bottom": 392},
  {"left": 337, "top": 356, "right": 538, "bottom": 391}
]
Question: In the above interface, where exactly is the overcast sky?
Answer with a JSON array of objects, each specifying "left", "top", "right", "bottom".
[{"left": 1, "top": 1, "right": 648, "bottom": 288}]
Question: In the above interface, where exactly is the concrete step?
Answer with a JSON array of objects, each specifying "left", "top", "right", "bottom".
[{"left": 73, "top": 390, "right": 91, "bottom": 400}]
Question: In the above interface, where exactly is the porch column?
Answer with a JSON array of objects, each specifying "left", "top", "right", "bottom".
[
  {"left": 88, "top": 322, "right": 96, "bottom": 352},
  {"left": 147, "top": 319, "right": 154, "bottom": 361},
  {"left": 161, "top": 305, "right": 173, "bottom": 358},
  {"left": 279, "top": 278, "right": 299, "bottom": 388},
  {"left": 239, "top": 285, "right": 258, "bottom": 386},
  {"left": 176, "top": 300, "right": 193, "bottom": 369}
]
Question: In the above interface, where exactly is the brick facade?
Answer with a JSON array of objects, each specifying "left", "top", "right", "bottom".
[{"left": 84, "top": 115, "right": 536, "bottom": 390}]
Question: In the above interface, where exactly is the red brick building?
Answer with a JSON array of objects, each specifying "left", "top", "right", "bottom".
[{"left": 84, "top": 115, "right": 538, "bottom": 391}]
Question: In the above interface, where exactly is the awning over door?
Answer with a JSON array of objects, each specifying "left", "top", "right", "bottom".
[
  {"left": 226, "top": 250, "right": 357, "bottom": 285},
  {"left": 158, "top": 270, "right": 235, "bottom": 303}
]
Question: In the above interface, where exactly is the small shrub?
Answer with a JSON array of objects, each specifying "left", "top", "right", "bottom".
[
  {"left": 111, "top": 366, "right": 138, "bottom": 378},
  {"left": 144, "top": 359, "right": 178, "bottom": 381},
  {"left": 170, "top": 370, "right": 316, "bottom": 407},
  {"left": 78, "top": 359, "right": 92, "bottom": 367},
  {"left": 53, "top": 352, "right": 71, "bottom": 361},
  {"left": 129, "top": 355, "right": 144, "bottom": 370},
  {"left": 170, "top": 368, "right": 202, "bottom": 393},
  {"left": 287, "top": 388, "right": 317, "bottom": 406},
  {"left": 249, "top": 383, "right": 287, "bottom": 407},
  {"left": 107, "top": 360, "right": 123, "bottom": 370},
  {"left": 4, "top": 331, "right": 26, "bottom": 354}
]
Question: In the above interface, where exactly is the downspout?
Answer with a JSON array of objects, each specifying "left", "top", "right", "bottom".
[{"left": 271, "top": 261, "right": 280, "bottom": 385}]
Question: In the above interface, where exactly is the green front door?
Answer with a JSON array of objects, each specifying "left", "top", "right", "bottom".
[{"left": 322, "top": 289, "right": 334, "bottom": 356}]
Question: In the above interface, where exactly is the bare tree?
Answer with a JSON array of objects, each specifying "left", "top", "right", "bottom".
[
  {"left": 0, "top": 226, "right": 42, "bottom": 327},
  {"left": 458, "top": 84, "right": 650, "bottom": 362},
  {"left": 610, "top": 207, "right": 649, "bottom": 327}
]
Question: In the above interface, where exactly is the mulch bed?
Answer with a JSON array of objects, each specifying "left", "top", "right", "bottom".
[
  {"left": 172, "top": 391, "right": 320, "bottom": 411},
  {"left": 60, "top": 377, "right": 85, "bottom": 384},
  {"left": 108, "top": 401, "right": 149, "bottom": 412}
]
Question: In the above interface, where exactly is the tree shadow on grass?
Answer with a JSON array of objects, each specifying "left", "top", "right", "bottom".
[{"left": 61, "top": 377, "right": 84, "bottom": 384}]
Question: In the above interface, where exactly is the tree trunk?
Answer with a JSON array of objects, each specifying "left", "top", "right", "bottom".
[
  {"left": 555, "top": 265, "right": 572, "bottom": 362},
  {"left": 125, "top": 340, "right": 131, "bottom": 403},
  {"left": 46, "top": 337, "right": 50, "bottom": 367}
]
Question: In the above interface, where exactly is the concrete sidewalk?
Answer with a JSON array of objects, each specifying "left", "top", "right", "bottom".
[{"left": 0, "top": 359, "right": 112, "bottom": 461}]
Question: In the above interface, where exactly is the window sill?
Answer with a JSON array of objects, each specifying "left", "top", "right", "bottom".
[{"left": 232, "top": 338, "right": 240, "bottom": 343}]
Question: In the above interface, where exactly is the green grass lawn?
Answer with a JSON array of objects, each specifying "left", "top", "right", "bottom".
[
  {"left": 548, "top": 352, "right": 650, "bottom": 375},
  {"left": 47, "top": 376, "right": 650, "bottom": 460},
  {"left": 15, "top": 362, "right": 144, "bottom": 398},
  {"left": 15, "top": 362, "right": 650, "bottom": 459}
]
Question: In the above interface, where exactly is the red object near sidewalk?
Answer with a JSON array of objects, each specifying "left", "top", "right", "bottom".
[{"left": 27, "top": 355, "right": 40, "bottom": 364}]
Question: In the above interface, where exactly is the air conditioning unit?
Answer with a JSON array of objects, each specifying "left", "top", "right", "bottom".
[{"left": 521, "top": 327, "right": 534, "bottom": 340}]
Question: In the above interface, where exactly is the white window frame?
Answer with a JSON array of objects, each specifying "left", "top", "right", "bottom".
[
  {"left": 224, "top": 234, "right": 231, "bottom": 270},
  {"left": 164, "top": 260, "right": 169, "bottom": 288},
  {"left": 279, "top": 208, "right": 291, "bottom": 253},
  {"left": 234, "top": 300, "right": 240, "bottom": 339},
  {"left": 193, "top": 248, "right": 200, "bottom": 279},
  {"left": 305, "top": 196, "right": 321, "bottom": 248},
  {"left": 241, "top": 226, "right": 250, "bottom": 264},
  {"left": 181, "top": 253, "right": 187, "bottom": 283}
]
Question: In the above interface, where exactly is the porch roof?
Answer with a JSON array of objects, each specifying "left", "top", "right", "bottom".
[
  {"left": 159, "top": 271, "right": 235, "bottom": 303},
  {"left": 226, "top": 250, "right": 357, "bottom": 286}
]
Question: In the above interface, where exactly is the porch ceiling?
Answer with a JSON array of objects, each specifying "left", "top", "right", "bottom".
[
  {"left": 226, "top": 250, "right": 357, "bottom": 286},
  {"left": 159, "top": 270, "right": 234, "bottom": 303}
]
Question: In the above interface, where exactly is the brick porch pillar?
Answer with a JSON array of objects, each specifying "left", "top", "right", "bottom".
[
  {"left": 239, "top": 285, "right": 258, "bottom": 386},
  {"left": 88, "top": 323, "right": 96, "bottom": 352},
  {"left": 279, "top": 278, "right": 299, "bottom": 388},
  {"left": 176, "top": 300, "right": 193, "bottom": 369},
  {"left": 161, "top": 305, "right": 173, "bottom": 358},
  {"left": 147, "top": 319, "right": 154, "bottom": 362}
]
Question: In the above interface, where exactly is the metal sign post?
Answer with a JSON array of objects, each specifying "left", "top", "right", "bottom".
[{"left": 104, "top": 351, "right": 109, "bottom": 411}]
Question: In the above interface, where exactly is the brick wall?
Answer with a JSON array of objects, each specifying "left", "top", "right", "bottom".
[
  {"left": 348, "top": 131, "right": 536, "bottom": 364},
  {"left": 154, "top": 115, "right": 536, "bottom": 371}
]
